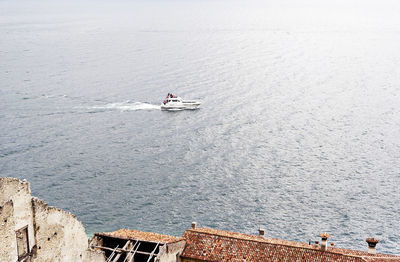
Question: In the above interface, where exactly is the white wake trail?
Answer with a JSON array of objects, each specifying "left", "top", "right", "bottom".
[{"left": 90, "top": 101, "right": 160, "bottom": 112}]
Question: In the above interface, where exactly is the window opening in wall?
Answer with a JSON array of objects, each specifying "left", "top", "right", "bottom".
[{"left": 16, "top": 225, "right": 29, "bottom": 261}]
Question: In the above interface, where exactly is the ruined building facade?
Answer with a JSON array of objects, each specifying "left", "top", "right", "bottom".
[{"left": 0, "top": 177, "right": 104, "bottom": 262}]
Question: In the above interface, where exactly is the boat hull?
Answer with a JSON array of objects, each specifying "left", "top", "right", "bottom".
[
  {"left": 161, "top": 95, "right": 201, "bottom": 111},
  {"left": 160, "top": 105, "right": 186, "bottom": 111}
]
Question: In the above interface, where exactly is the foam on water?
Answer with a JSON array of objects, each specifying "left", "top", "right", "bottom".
[{"left": 90, "top": 101, "right": 160, "bottom": 112}]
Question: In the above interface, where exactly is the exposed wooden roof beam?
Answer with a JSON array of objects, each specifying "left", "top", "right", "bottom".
[
  {"left": 92, "top": 245, "right": 158, "bottom": 257},
  {"left": 112, "top": 240, "right": 131, "bottom": 262},
  {"left": 146, "top": 242, "right": 160, "bottom": 262},
  {"left": 123, "top": 240, "right": 138, "bottom": 262},
  {"left": 105, "top": 245, "right": 119, "bottom": 262}
]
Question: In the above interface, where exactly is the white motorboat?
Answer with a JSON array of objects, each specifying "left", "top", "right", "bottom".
[{"left": 161, "top": 93, "right": 201, "bottom": 111}]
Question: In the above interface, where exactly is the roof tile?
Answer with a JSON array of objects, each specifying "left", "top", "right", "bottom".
[
  {"left": 181, "top": 228, "right": 400, "bottom": 262},
  {"left": 101, "top": 229, "right": 182, "bottom": 243}
]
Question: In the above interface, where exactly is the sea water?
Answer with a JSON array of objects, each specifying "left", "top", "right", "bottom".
[{"left": 1, "top": 0, "right": 400, "bottom": 254}]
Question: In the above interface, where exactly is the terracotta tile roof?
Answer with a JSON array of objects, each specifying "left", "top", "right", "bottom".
[
  {"left": 181, "top": 228, "right": 400, "bottom": 262},
  {"left": 101, "top": 229, "right": 182, "bottom": 244},
  {"left": 186, "top": 227, "right": 312, "bottom": 249}
]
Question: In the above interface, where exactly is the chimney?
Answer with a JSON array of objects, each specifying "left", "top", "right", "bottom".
[
  {"left": 320, "top": 233, "right": 330, "bottom": 251},
  {"left": 366, "top": 238, "right": 379, "bottom": 254},
  {"left": 258, "top": 228, "right": 265, "bottom": 237},
  {"left": 191, "top": 222, "right": 197, "bottom": 229}
]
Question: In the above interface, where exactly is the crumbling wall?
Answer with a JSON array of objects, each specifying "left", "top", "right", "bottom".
[
  {"left": 32, "top": 197, "right": 105, "bottom": 262},
  {"left": 0, "top": 199, "right": 18, "bottom": 261},
  {"left": 0, "top": 177, "right": 105, "bottom": 262},
  {"left": 157, "top": 240, "right": 186, "bottom": 262},
  {"left": 0, "top": 177, "right": 35, "bottom": 259}
]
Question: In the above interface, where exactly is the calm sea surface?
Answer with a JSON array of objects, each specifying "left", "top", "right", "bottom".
[{"left": 1, "top": 0, "right": 400, "bottom": 254}]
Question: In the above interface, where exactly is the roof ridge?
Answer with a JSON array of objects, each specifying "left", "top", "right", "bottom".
[
  {"left": 187, "top": 228, "right": 318, "bottom": 249},
  {"left": 186, "top": 228, "right": 271, "bottom": 243},
  {"left": 112, "top": 228, "right": 177, "bottom": 237},
  {"left": 98, "top": 229, "right": 182, "bottom": 244}
]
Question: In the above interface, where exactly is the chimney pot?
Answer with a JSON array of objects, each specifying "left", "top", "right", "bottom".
[
  {"left": 191, "top": 222, "right": 197, "bottom": 229},
  {"left": 258, "top": 228, "right": 265, "bottom": 237},
  {"left": 320, "top": 232, "right": 330, "bottom": 240},
  {"left": 366, "top": 238, "right": 379, "bottom": 254},
  {"left": 320, "top": 233, "right": 330, "bottom": 251}
]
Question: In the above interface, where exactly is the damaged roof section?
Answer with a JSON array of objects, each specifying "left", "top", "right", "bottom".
[
  {"left": 102, "top": 229, "right": 183, "bottom": 243},
  {"left": 91, "top": 229, "right": 185, "bottom": 262},
  {"left": 91, "top": 224, "right": 400, "bottom": 262}
]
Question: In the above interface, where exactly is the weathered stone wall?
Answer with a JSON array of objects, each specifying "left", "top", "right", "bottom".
[
  {"left": 32, "top": 198, "right": 104, "bottom": 262},
  {"left": 0, "top": 177, "right": 105, "bottom": 262},
  {"left": 157, "top": 240, "right": 186, "bottom": 262},
  {"left": 0, "top": 199, "right": 18, "bottom": 261},
  {"left": 0, "top": 177, "right": 35, "bottom": 260}
]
